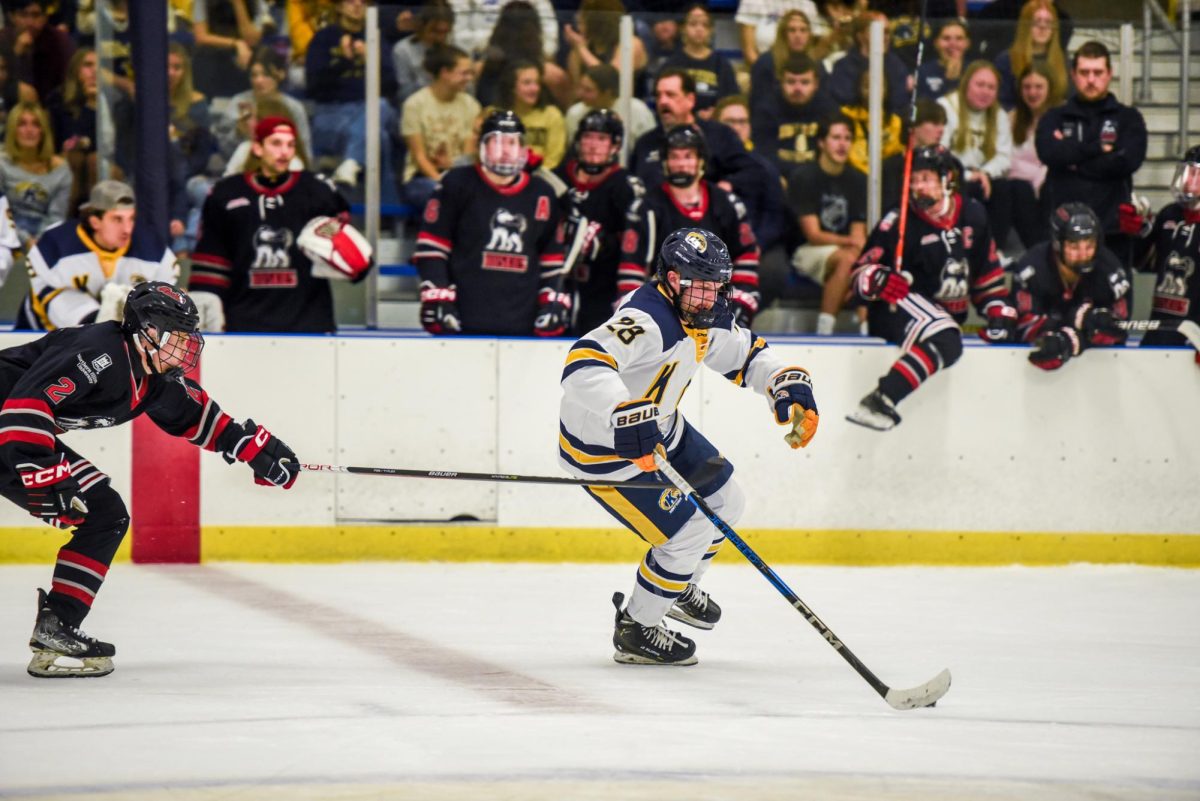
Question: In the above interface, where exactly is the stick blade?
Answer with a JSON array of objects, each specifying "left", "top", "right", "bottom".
[
  {"left": 884, "top": 668, "right": 951, "bottom": 710},
  {"left": 1177, "top": 320, "right": 1200, "bottom": 351}
]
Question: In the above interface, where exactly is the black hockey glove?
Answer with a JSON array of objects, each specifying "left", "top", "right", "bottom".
[
  {"left": 1029, "top": 328, "right": 1080, "bottom": 371},
  {"left": 220, "top": 419, "right": 299, "bottom": 489},
  {"left": 611, "top": 399, "right": 662, "bottom": 472},
  {"left": 419, "top": 282, "right": 462, "bottom": 335},
  {"left": 18, "top": 455, "right": 88, "bottom": 529},
  {"left": 534, "top": 289, "right": 572, "bottom": 337},
  {"left": 729, "top": 287, "right": 759, "bottom": 328},
  {"left": 980, "top": 304, "right": 1019, "bottom": 343},
  {"left": 1073, "top": 304, "right": 1127, "bottom": 347}
]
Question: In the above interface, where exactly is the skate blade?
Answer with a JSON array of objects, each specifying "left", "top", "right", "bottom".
[
  {"left": 612, "top": 650, "right": 698, "bottom": 666},
  {"left": 664, "top": 608, "right": 716, "bottom": 630},
  {"left": 27, "top": 650, "right": 114, "bottom": 678},
  {"left": 844, "top": 411, "right": 896, "bottom": 432}
]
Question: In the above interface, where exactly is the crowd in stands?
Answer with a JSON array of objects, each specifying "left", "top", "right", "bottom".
[{"left": 0, "top": 0, "right": 1187, "bottom": 348}]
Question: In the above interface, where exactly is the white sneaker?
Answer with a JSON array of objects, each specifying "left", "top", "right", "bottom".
[
  {"left": 815, "top": 312, "right": 836, "bottom": 335},
  {"left": 845, "top": 389, "right": 901, "bottom": 431},
  {"left": 332, "top": 158, "right": 361, "bottom": 186}
]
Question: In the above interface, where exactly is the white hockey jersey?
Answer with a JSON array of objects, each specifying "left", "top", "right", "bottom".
[
  {"left": 0, "top": 195, "right": 21, "bottom": 286},
  {"left": 558, "top": 282, "right": 793, "bottom": 481},
  {"left": 22, "top": 221, "right": 178, "bottom": 330}
]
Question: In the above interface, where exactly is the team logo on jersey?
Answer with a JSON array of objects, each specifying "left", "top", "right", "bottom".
[
  {"left": 482, "top": 209, "right": 531, "bottom": 272},
  {"left": 684, "top": 231, "right": 707, "bottom": 253},
  {"left": 658, "top": 488, "right": 685, "bottom": 512},
  {"left": 156, "top": 285, "right": 185, "bottom": 303},
  {"left": 76, "top": 354, "right": 98, "bottom": 384},
  {"left": 936, "top": 258, "right": 969, "bottom": 313},
  {"left": 92, "top": 354, "right": 112, "bottom": 373},
  {"left": 249, "top": 226, "right": 298, "bottom": 287},
  {"left": 57, "top": 415, "right": 117, "bottom": 430},
  {"left": 1154, "top": 252, "right": 1193, "bottom": 314},
  {"left": 1100, "top": 119, "right": 1118, "bottom": 147}
]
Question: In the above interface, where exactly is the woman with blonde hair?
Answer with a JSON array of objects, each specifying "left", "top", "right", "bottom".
[
  {"left": 563, "top": 0, "right": 647, "bottom": 89},
  {"left": 748, "top": 9, "right": 827, "bottom": 118},
  {"left": 994, "top": 0, "right": 1068, "bottom": 110},
  {"left": 46, "top": 47, "right": 104, "bottom": 215},
  {"left": 0, "top": 101, "right": 71, "bottom": 248}
]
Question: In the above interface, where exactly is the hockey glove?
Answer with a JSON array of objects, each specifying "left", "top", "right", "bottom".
[
  {"left": 768, "top": 367, "right": 819, "bottom": 449},
  {"left": 1117, "top": 196, "right": 1153, "bottom": 238},
  {"left": 856, "top": 264, "right": 911, "bottom": 303},
  {"left": 979, "top": 304, "right": 1019, "bottom": 343},
  {"left": 96, "top": 282, "right": 132, "bottom": 324},
  {"left": 220, "top": 419, "right": 299, "bottom": 489},
  {"left": 1073, "top": 304, "right": 1127, "bottom": 347},
  {"left": 611, "top": 399, "right": 663, "bottom": 472},
  {"left": 18, "top": 455, "right": 88, "bottom": 529},
  {"left": 729, "top": 287, "right": 759, "bottom": 328},
  {"left": 298, "top": 216, "right": 373, "bottom": 282},
  {"left": 534, "top": 289, "right": 572, "bottom": 337},
  {"left": 1029, "top": 328, "right": 1080, "bottom": 371},
  {"left": 419, "top": 281, "right": 462, "bottom": 335}
]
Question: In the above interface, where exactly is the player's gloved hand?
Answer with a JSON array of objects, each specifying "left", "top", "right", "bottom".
[
  {"left": 979, "top": 304, "right": 1019, "bottom": 343},
  {"left": 1073, "top": 304, "right": 1127, "bottom": 347},
  {"left": 220, "top": 419, "right": 299, "bottom": 489},
  {"left": 18, "top": 455, "right": 88, "bottom": 529},
  {"left": 96, "top": 282, "right": 132, "bottom": 323},
  {"left": 768, "top": 367, "right": 819, "bottom": 449},
  {"left": 419, "top": 281, "right": 462, "bottom": 335},
  {"left": 534, "top": 288, "right": 572, "bottom": 337},
  {"left": 611, "top": 399, "right": 662, "bottom": 472},
  {"left": 1117, "top": 195, "right": 1153, "bottom": 238},
  {"left": 1028, "top": 328, "right": 1080, "bottom": 371},
  {"left": 728, "top": 287, "right": 759, "bottom": 328},
  {"left": 857, "top": 264, "right": 910, "bottom": 303},
  {"left": 564, "top": 209, "right": 603, "bottom": 267}
]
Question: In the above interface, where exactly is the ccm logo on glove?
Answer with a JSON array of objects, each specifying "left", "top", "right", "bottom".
[{"left": 20, "top": 461, "right": 72, "bottom": 488}]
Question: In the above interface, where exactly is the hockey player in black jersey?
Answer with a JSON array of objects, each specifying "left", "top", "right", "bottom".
[
  {"left": 3, "top": 282, "right": 298, "bottom": 677},
  {"left": 1121, "top": 146, "right": 1200, "bottom": 359},
  {"left": 554, "top": 109, "right": 654, "bottom": 334},
  {"left": 189, "top": 116, "right": 372, "bottom": 333},
  {"left": 981, "top": 203, "right": 1131, "bottom": 370},
  {"left": 846, "top": 144, "right": 1007, "bottom": 431},
  {"left": 413, "top": 109, "right": 570, "bottom": 336},
  {"left": 643, "top": 124, "right": 762, "bottom": 328}
]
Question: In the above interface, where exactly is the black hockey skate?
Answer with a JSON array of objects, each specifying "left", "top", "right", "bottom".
[
  {"left": 611, "top": 592, "right": 697, "bottom": 666},
  {"left": 27, "top": 589, "right": 115, "bottom": 678},
  {"left": 665, "top": 583, "right": 721, "bottom": 630},
  {"left": 846, "top": 389, "right": 901, "bottom": 431}
]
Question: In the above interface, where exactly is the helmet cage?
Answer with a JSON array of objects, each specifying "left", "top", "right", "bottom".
[
  {"left": 122, "top": 282, "right": 204, "bottom": 377},
  {"left": 655, "top": 228, "right": 733, "bottom": 328},
  {"left": 1171, "top": 153, "right": 1200, "bottom": 210}
]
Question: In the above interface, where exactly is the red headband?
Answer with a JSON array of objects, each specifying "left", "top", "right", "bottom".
[{"left": 254, "top": 116, "right": 297, "bottom": 143}]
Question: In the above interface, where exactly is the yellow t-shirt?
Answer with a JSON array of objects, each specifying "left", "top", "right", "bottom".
[
  {"left": 842, "top": 105, "right": 906, "bottom": 175},
  {"left": 518, "top": 106, "right": 566, "bottom": 171},
  {"left": 400, "top": 88, "right": 483, "bottom": 183}
]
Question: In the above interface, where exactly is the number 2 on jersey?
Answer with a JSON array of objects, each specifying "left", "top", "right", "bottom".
[
  {"left": 606, "top": 316, "right": 645, "bottom": 345},
  {"left": 44, "top": 377, "right": 77, "bottom": 405}
]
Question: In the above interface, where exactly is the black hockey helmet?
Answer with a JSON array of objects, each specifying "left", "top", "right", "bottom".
[
  {"left": 1049, "top": 202, "right": 1102, "bottom": 272},
  {"left": 660, "top": 124, "right": 708, "bottom": 187},
  {"left": 909, "top": 144, "right": 959, "bottom": 209},
  {"left": 479, "top": 109, "right": 527, "bottom": 176},
  {"left": 122, "top": 282, "right": 204, "bottom": 377},
  {"left": 1171, "top": 145, "right": 1200, "bottom": 210},
  {"left": 656, "top": 227, "right": 733, "bottom": 328},
  {"left": 573, "top": 109, "right": 624, "bottom": 175}
]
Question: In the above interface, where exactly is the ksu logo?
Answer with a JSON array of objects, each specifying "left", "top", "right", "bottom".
[{"left": 658, "top": 488, "right": 684, "bottom": 512}]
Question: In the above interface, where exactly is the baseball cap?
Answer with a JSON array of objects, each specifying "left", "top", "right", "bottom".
[
  {"left": 81, "top": 180, "right": 136, "bottom": 214},
  {"left": 254, "top": 116, "right": 297, "bottom": 143}
]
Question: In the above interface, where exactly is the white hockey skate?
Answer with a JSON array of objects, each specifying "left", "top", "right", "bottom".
[{"left": 27, "top": 589, "right": 115, "bottom": 678}]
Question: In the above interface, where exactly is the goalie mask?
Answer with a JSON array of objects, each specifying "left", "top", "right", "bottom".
[
  {"left": 1171, "top": 145, "right": 1200, "bottom": 211},
  {"left": 909, "top": 145, "right": 958, "bottom": 215},
  {"left": 122, "top": 282, "right": 204, "bottom": 377},
  {"left": 656, "top": 227, "right": 732, "bottom": 328},
  {"left": 1050, "top": 202, "right": 1102, "bottom": 273},
  {"left": 479, "top": 109, "right": 528, "bottom": 177},
  {"left": 660, "top": 124, "right": 708, "bottom": 188},
  {"left": 573, "top": 109, "right": 623, "bottom": 175}
]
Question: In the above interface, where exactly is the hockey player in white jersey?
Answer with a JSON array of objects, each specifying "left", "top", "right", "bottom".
[{"left": 558, "top": 227, "right": 820, "bottom": 665}]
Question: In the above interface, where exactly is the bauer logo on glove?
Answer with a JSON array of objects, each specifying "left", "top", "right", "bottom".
[
  {"left": 298, "top": 216, "right": 373, "bottom": 282},
  {"left": 767, "top": 367, "right": 819, "bottom": 448}
]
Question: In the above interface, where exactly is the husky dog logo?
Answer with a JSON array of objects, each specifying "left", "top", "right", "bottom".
[
  {"left": 684, "top": 230, "right": 708, "bottom": 252},
  {"left": 485, "top": 208, "right": 528, "bottom": 252},
  {"left": 251, "top": 226, "right": 293, "bottom": 269},
  {"left": 937, "top": 258, "right": 969, "bottom": 299}
]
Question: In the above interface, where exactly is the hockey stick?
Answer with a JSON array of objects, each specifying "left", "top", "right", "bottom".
[
  {"left": 1116, "top": 318, "right": 1200, "bottom": 351},
  {"left": 652, "top": 451, "right": 951, "bottom": 711},
  {"left": 891, "top": 0, "right": 932, "bottom": 306}
]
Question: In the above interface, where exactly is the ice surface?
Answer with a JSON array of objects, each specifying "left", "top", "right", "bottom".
[{"left": 1, "top": 562, "right": 1197, "bottom": 800}]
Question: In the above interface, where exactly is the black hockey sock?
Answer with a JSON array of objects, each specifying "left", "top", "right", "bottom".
[{"left": 879, "top": 342, "right": 942, "bottom": 405}]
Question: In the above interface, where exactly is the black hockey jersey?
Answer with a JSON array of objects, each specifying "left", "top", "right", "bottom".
[
  {"left": 1132, "top": 204, "right": 1200, "bottom": 347},
  {"left": 643, "top": 181, "right": 760, "bottom": 298},
  {"left": 1008, "top": 242, "right": 1131, "bottom": 341},
  {"left": 189, "top": 171, "right": 350, "bottom": 333},
  {"left": 0, "top": 322, "right": 237, "bottom": 474},
  {"left": 854, "top": 195, "right": 1006, "bottom": 323},
  {"left": 553, "top": 160, "right": 653, "bottom": 334},
  {"left": 413, "top": 165, "right": 567, "bottom": 336}
]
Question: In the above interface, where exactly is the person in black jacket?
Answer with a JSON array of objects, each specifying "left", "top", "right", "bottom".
[{"left": 1035, "top": 40, "right": 1147, "bottom": 264}]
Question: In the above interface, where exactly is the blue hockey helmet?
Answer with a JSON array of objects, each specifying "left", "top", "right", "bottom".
[{"left": 656, "top": 228, "right": 733, "bottom": 328}]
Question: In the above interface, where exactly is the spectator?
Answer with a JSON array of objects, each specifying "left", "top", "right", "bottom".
[
  {"left": 748, "top": 10, "right": 827, "bottom": 122},
  {"left": 0, "top": 52, "right": 22, "bottom": 137},
  {"left": 475, "top": 1, "right": 570, "bottom": 109},
  {"left": 400, "top": 43, "right": 479, "bottom": 211},
  {"left": 450, "top": 0, "right": 560, "bottom": 64},
  {"left": 737, "top": 0, "right": 825, "bottom": 67},
  {"left": 45, "top": 46, "right": 100, "bottom": 216},
  {"left": 994, "top": 0, "right": 1068, "bottom": 111},
  {"left": 912, "top": 97, "right": 947, "bottom": 147},
  {"left": 631, "top": 68, "right": 767, "bottom": 231},
  {"left": 286, "top": 0, "right": 336, "bottom": 90},
  {"left": 563, "top": 0, "right": 647, "bottom": 90},
  {"left": 809, "top": 0, "right": 860, "bottom": 62},
  {"left": 412, "top": 109, "right": 569, "bottom": 336},
  {"left": 1005, "top": 63, "right": 1060, "bottom": 249},
  {"left": 787, "top": 114, "right": 867, "bottom": 335},
  {"left": 970, "top": 0, "right": 1073, "bottom": 68},
  {"left": 1036, "top": 40, "right": 1147, "bottom": 265},
  {"left": 0, "top": 0, "right": 74, "bottom": 104},
  {"left": 842, "top": 68, "right": 906, "bottom": 208},
  {"left": 501, "top": 60, "right": 566, "bottom": 170},
  {"left": 639, "top": 6, "right": 679, "bottom": 101},
  {"left": 916, "top": 19, "right": 970, "bottom": 100},
  {"left": 220, "top": 46, "right": 312, "bottom": 166},
  {"left": 827, "top": 10, "right": 909, "bottom": 116},
  {"left": 564, "top": 63, "right": 656, "bottom": 146},
  {"left": 661, "top": 4, "right": 738, "bottom": 118},
  {"left": 939, "top": 60, "right": 1013, "bottom": 247},
  {"left": 750, "top": 52, "right": 835, "bottom": 175},
  {"left": 222, "top": 97, "right": 307, "bottom": 176},
  {"left": 642, "top": 124, "right": 762, "bottom": 328},
  {"left": 0, "top": 100, "right": 71, "bottom": 248},
  {"left": 166, "top": 43, "right": 217, "bottom": 249},
  {"left": 191, "top": 0, "right": 271, "bottom": 98},
  {"left": 392, "top": 0, "right": 455, "bottom": 106},
  {"left": 982, "top": 203, "right": 1130, "bottom": 370}
]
